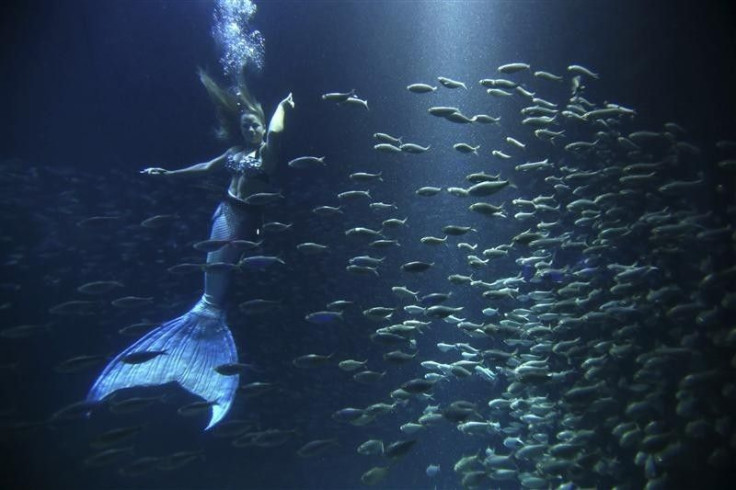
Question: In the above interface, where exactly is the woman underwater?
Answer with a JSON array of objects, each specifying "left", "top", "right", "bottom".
[{"left": 87, "top": 70, "right": 294, "bottom": 429}]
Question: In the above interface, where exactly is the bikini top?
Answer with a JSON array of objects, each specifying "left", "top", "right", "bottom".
[{"left": 225, "top": 148, "right": 264, "bottom": 177}]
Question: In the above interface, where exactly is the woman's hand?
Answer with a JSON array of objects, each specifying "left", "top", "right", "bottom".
[
  {"left": 140, "top": 167, "right": 169, "bottom": 175},
  {"left": 280, "top": 93, "right": 295, "bottom": 110}
]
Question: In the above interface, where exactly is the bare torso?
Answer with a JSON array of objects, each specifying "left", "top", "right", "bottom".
[
  {"left": 225, "top": 146, "right": 275, "bottom": 201},
  {"left": 140, "top": 93, "right": 292, "bottom": 195}
]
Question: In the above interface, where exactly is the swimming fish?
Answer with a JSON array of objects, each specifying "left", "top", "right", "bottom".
[
  {"left": 407, "top": 83, "right": 437, "bottom": 93},
  {"left": 437, "top": 76, "right": 467, "bottom": 89}
]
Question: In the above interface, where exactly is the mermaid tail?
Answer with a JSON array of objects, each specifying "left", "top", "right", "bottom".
[
  {"left": 87, "top": 299, "right": 238, "bottom": 429},
  {"left": 89, "top": 199, "right": 259, "bottom": 429}
]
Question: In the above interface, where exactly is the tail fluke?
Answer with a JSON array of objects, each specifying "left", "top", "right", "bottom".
[{"left": 88, "top": 299, "right": 238, "bottom": 430}]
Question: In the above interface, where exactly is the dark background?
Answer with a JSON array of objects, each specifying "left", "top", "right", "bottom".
[
  {"left": 1, "top": 1, "right": 735, "bottom": 490},
  {"left": 2, "top": 0, "right": 735, "bottom": 171}
]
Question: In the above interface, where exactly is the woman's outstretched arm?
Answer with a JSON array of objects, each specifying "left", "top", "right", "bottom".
[
  {"left": 141, "top": 149, "right": 231, "bottom": 176},
  {"left": 261, "top": 93, "right": 295, "bottom": 174}
]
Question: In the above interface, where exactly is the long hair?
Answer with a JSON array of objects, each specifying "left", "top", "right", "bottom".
[{"left": 198, "top": 68, "right": 266, "bottom": 143}]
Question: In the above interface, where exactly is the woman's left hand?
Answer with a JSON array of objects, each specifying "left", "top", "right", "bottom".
[{"left": 280, "top": 93, "right": 295, "bottom": 110}]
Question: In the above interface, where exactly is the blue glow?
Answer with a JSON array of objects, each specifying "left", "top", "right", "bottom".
[{"left": 88, "top": 299, "right": 239, "bottom": 430}]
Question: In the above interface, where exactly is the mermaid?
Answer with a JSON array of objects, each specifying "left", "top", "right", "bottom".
[{"left": 87, "top": 70, "right": 294, "bottom": 429}]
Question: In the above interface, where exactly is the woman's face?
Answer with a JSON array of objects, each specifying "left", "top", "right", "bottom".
[{"left": 240, "top": 113, "right": 265, "bottom": 147}]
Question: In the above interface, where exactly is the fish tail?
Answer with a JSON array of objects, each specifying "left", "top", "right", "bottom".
[{"left": 87, "top": 298, "right": 238, "bottom": 430}]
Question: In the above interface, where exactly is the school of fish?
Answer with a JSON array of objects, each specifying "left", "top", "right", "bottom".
[{"left": 1, "top": 60, "right": 734, "bottom": 489}]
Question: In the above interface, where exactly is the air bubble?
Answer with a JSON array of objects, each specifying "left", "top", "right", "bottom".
[{"left": 212, "top": 0, "right": 265, "bottom": 79}]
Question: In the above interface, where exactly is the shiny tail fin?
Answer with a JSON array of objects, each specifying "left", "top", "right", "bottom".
[{"left": 88, "top": 299, "right": 238, "bottom": 430}]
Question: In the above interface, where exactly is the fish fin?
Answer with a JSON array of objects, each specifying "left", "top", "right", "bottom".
[{"left": 88, "top": 299, "right": 238, "bottom": 430}]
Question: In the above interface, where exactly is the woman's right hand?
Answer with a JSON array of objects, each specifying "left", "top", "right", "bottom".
[{"left": 140, "top": 167, "right": 169, "bottom": 175}]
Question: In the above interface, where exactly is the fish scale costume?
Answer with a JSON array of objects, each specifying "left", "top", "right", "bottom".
[
  {"left": 86, "top": 66, "right": 291, "bottom": 429},
  {"left": 88, "top": 153, "right": 264, "bottom": 429}
]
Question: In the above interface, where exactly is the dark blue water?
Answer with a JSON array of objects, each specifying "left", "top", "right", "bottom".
[{"left": 1, "top": 1, "right": 735, "bottom": 489}]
